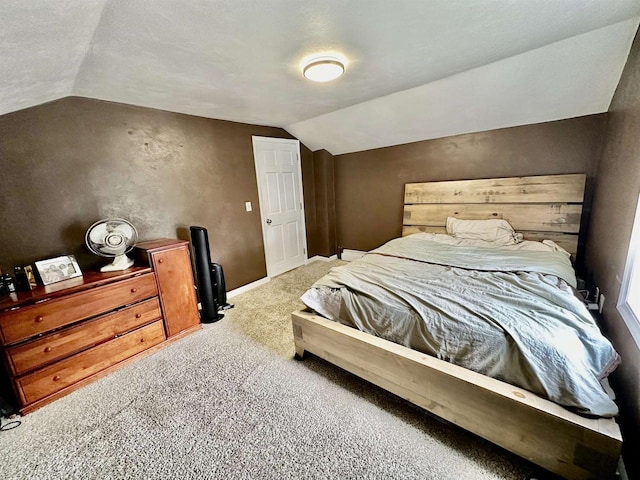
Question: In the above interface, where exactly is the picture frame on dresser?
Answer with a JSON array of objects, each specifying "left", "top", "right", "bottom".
[
  {"left": 24, "top": 266, "right": 38, "bottom": 290},
  {"left": 34, "top": 255, "right": 82, "bottom": 285}
]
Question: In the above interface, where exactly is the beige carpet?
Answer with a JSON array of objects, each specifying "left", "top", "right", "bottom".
[
  {"left": 0, "top": 259, "right": 548, "bottom": 480},
  {"left": 224, "top": 259, "right": 345, "bottom": 358}
]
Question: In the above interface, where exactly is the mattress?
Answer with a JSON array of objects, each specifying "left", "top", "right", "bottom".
[{"left": 301, "top": 233, "right": 620, "bottom": 417}]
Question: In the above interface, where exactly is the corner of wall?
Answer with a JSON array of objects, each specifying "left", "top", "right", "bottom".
[{"left": 312, "top": 149, "right": 337, "bottom": 257}]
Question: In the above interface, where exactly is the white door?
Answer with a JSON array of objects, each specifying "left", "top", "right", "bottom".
[{"left": 252, "top": 136, "right": 307, "bottom": 277}]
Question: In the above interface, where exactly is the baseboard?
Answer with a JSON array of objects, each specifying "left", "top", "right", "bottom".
[
  {"left": 341, "top": 249, "right": 366, "bottom": 262},
  {"left": 307, "top": 255, "right": 338, "bottom": 263},
  {"left": 227, "top": 277, "right": 270, "bottom": 298},
  {"left": 228, "top": 258, "right": 337, "bottom": 297}
]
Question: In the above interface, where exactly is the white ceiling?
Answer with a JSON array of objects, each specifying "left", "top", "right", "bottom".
[{"left": 1, "top": 1, "right": 639, "bottom": 155}]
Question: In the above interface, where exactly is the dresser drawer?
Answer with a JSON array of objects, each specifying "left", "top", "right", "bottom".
[
  {"left": 17, "top": 320, "right": 166, "bottom": 405},
  {"left": 0, "top": 273, "right": 158, "bottom": 345},
  {"left": 5, "top": 297, "right": 162, "bottom": 376}
]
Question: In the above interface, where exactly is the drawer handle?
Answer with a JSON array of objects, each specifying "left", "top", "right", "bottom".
[
  {"left": 53, "top": 375, "right": 60, "bottom": 382},
  {"left": 139, "top": 337, "right": 145, "bottom": 343},
  {"left": 135, "top": 313, "right": 142, "bottom": 319},
  {"left": 35, "top": 315, "right": 44, "bottom": 323},
  {"left": 131, "top": 288, "right": 138, "bottom": 293},
  {"left": 44, "top": 347, "right": 52, "bottom": 353},
  {"left": 158, "top": 258, "right": 164, "bottom": 264}
]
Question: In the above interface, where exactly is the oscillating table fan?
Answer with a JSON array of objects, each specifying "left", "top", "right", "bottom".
[{"left": 85, "top": 219, "right": 138, "bottom": 272}]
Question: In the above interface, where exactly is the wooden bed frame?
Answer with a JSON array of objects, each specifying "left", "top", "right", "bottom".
[{"left": 292, "top": 174, "right": 622, "bottom": 480}]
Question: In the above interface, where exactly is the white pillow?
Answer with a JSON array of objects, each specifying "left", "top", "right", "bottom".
[{"left": 445, "top": 217, "right": 522, "bottom": 246}]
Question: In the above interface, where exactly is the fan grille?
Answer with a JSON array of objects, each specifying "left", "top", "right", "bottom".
[{"left": 85, "top": 218, "right": 138, "bottom": 258}]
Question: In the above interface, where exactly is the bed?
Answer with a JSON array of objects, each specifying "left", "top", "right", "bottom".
[{"left": 291, "top": 174, "right": 622, "bottom": 480}]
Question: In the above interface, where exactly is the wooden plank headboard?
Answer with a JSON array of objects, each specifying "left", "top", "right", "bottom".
[{"left": 402, "top": 174, "right": 586, "bottom": 256}]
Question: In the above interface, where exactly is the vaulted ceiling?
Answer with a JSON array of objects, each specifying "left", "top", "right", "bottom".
[{"left": 2, "top": 1, "right": 639, "bottom": 154}]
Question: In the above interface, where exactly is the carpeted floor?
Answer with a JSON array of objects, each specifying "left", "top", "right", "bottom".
[{"left": 0, "top": 259, "right": 549, "bottom": 479}]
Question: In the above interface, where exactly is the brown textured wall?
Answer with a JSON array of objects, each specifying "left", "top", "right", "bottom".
[
  {"left": 334, "top": 115, "right": 606, "bottom": 269},
  {"left": 313, "top": 149, "right": 337, "bottom": 257},
  {"left": 586, "top": 31, "right": 640, "bottom": 478},
  {"left": 0, "top": 96, "right": 311, "bottom": 290},
  {"left": 300, "top": 144, "right": 319, "bottom": 258}
]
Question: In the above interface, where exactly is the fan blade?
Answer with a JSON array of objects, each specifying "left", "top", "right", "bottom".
[{"left": 89, "top": 225, "right": 108, "bottom": 243}]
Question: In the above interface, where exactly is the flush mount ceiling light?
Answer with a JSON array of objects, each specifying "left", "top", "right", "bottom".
[{"left": 302, "top": 57, "right": 345, "bottom": 82}]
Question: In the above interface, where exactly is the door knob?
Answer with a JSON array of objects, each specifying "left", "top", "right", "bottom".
[{"left": 266, "top": 219, "right": 272, "bottom": 224}]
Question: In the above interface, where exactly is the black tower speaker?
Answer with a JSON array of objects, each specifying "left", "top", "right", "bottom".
[
  {"left": 190, "top": 226, "right": 224, "bottom": 323},
  {"left": 210, "top": 263, "right": 231, "bottom": 310}
]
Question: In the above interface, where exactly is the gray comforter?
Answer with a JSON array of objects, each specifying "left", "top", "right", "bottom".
[{"left": 301, "top": 236, "right": 620, "bottom": 417}]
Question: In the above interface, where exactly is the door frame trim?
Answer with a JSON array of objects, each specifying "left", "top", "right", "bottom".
[{"left": 252, "top": 136, "right": 308, "bottom": 278}]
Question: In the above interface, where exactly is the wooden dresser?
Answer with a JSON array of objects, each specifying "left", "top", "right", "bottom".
[{"left": 0, "top": 239, "right": 200, "bottom": 414}]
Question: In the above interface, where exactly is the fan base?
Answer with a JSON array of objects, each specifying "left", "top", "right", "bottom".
[{"left": 100, "top": 255, "right": 134, "bottom": 272}]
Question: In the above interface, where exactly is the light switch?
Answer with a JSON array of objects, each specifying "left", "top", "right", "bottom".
[{"left": 245, "top": 201, "right": 252, "bottom": 212}]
